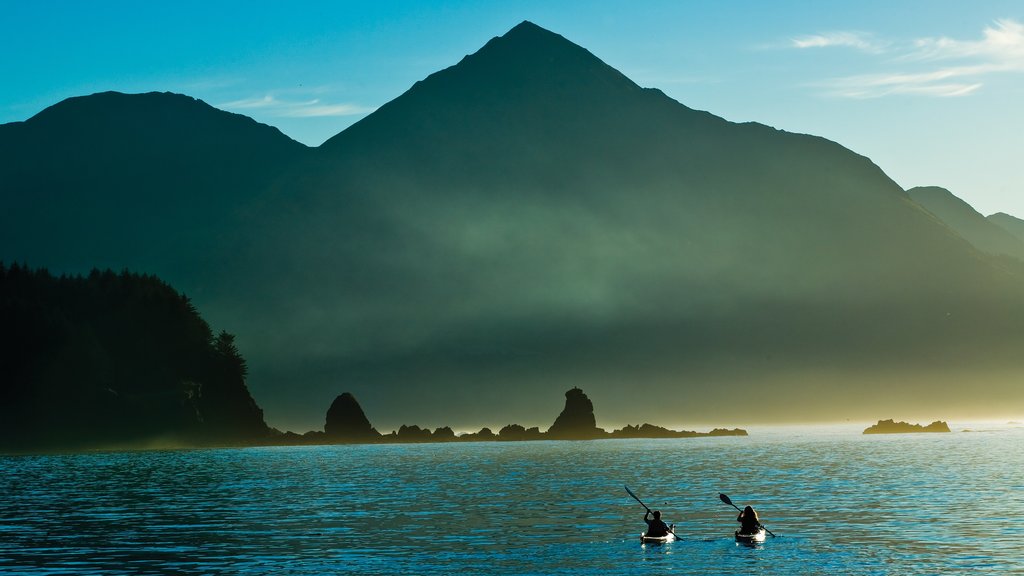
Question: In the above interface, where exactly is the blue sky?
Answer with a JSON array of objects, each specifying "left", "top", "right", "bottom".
[{"left": 2, "top": 1, "right": 1022, "bottom": 216}]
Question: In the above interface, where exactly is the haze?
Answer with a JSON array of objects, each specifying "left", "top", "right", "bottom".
[{"left": 2, "top": 7, "right": 1023, "bottom": 434}]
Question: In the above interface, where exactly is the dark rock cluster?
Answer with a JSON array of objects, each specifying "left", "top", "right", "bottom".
[
  {"left": 863, "top": 419, "right": 951, "bottom": 434},
  {"left": 286, "top": 386, "right": 746, "bottom": 445}
]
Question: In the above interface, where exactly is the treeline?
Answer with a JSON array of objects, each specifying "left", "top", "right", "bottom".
[{"left": 0, "top": 263, "right": 267, "bottom": 451}]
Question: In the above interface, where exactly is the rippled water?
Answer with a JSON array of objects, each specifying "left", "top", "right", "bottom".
[{"left": 2, "top": 425, "right": 1023, "bottom": 575}]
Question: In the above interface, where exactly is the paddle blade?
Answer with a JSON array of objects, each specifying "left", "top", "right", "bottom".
[
  {"left": 719, "top": 493, "right": 733, "bottom": 506},
  {"left": 625, "top": 486, "right": 650, "bottom": 512}
]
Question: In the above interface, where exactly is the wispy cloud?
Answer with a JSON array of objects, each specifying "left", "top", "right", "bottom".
[
  {"left": 910, "top": 19, "right": 1024, "bottom": 62},
  {"left": 823, "top": 74, "right": 982, "bottom": 98},
  {"left": 790, "top": 31, "right": 885, "bottom": 53},
  {"left": 794, "top": 19, "right": 1024, "bottom": 98},
  {"left": 219, "top": 94, "right": 376, "bottom": 117}
]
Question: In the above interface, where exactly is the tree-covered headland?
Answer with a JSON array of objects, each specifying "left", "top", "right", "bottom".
[{"left": 0, "top": 263, "right": 267, "bottom": 451}]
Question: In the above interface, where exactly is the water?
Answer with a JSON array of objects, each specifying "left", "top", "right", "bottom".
[{"left": 2, "top": 425, "right": 1023, "bottom": 575}]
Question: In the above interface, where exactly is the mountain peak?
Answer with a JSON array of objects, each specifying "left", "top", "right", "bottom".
[
  {"left": 322, "top": 21, "right": 645, "bottom": 151},
  {"left": 499, "top": 20, "right": 572, "bottom": 47},
  {"left": 506, "top": 20, "right": 548, "bottom": 36},
  {"left": 17, "top": 90, "right": 304, "bottom": 152},
  {"left": 462, "top": 20, "right": 637, "bottom": 90}
]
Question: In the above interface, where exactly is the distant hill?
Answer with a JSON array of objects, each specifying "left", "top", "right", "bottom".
[
  {"left": 907, "top": 186, "right": 1024, "bottom": 261},
  {"left": 3, "top": 22, "right": 1024, "bottom": 429},
  {"left": 0, "top": 91, "right": 306, "bottom": 282},
  {"left": 0, "top": 264, "right": 268, "bottom": 451},
  {"left": 988, "top": 212, "right": 1024, "bottom": 244}
]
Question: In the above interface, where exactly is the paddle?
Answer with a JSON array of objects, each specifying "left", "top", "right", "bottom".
[
  {"left": 625, "top": 485, "right": 677, "bottom": 538},
  {"left": 719, "top": 493, "right": 776, "bottom": 537}
]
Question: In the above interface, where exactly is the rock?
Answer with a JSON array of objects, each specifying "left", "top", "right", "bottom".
[
  {"left": 499, "top": 424, "right": 527, "bottom": 440},
  {"left": 547, "top": 387, "right": 605, "bottom": 439},
  {"left": 707, "top": 428, "right": 748, "bottom": 436},
  {"left": 609, "top": 424, "right": 749, "bottom": 438},
  {"left": 498, "top": 424, "right": 544, "bottom": 440},
  {"left": 610, "top": 423, "right": 674, "bottom": 438},
  {"left": 303, "top": 430, "right": 326, "bottom": 439},
  {"left": 391, "top": 424, "right": 432, "bottom": 440},
  {"left": 324, "top": 393, "right": 380, "bottom": 441},
  {"left": 460, "top": 427, "right": 496, "bottom": 441},
  {"left": 395, "top": 424, "right": 433, "bottom": 442},
  {"left": 432, "top": 426, "right": 456, "bottom": 440},
  {"left": 863, "top": 419, "right": 951, "bottom": 434}
]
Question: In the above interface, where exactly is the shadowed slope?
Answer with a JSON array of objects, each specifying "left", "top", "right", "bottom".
[{"left": 0, "top": 91, "right": 306, "bottom": 279}]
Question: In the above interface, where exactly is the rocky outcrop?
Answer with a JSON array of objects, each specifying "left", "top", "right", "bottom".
[
  {"left": 863, "top": 419, "right": 951, "bottom": 434},
  {"left": 460, "top": 427, "right": 496, "bottom": 441},
  {"left": 432, "top": 426, "right": 456, "bottom": 440},
  {"left": 393, "top": 424, "right": 432, "bottom": 442},
  {"left": 498, "top": 424, "right": 544, "bottom": 441},
  {"left": 324, "top": 393, "right": 380, "bottom": 441},
  {"left": 272, "top": 386, "right": 745, "bottom": 446},
  {"left": 547, "top": 387, "right": 606, "bottom": 439},
  {"left": 707, "top": 428, "right": 748, "bottom": 437},
  {"left": 610, "top": 424, "right": 748, "bottom": 438}
]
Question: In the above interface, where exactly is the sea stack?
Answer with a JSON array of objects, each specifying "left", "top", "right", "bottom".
[
  {"left": 324, "top": 393, "right": 381, "bottom": 441},
  {"left": 547, "top": 387, "right": 605, "bottom": 439}
]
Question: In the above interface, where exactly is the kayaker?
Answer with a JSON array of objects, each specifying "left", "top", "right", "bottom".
[
  {"left": 736, "top": 505, "right": 761, "bottom": 534},
  {"left": 644, "top": 510, "right": 671, "bottom": 537}
]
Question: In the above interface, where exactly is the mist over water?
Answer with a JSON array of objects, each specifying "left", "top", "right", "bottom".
[{"left": 2, "top": 426, "right": 1022, "bottom": 574}]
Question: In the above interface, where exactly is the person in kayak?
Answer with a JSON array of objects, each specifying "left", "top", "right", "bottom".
[
  {"left": 644, "top": 510, "right": 672, "bottom": 537},
  {"left": 736, "top": 505, "right": 761, "bottom": 534}
]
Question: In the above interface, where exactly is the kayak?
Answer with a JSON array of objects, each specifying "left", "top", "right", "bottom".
[
  {"left": 734, "top": 528, "right": 766, "bottom": 544},
  {"left": 640, "top": 532, "right": 677, "bottom": 544}
]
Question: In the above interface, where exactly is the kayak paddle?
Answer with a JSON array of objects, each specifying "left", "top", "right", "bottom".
[
  {"left": 719, "top": 492, "right": 776, "bottom": 537},
  {"left": 625, "top": 485, "right": 677, "bottom": 537}
]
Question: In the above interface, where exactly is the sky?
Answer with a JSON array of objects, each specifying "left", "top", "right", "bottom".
[{"left": 2, "top": 0, "right": 1021, "bottom": 215}]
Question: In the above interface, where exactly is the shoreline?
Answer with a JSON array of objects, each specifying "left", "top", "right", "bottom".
[{"left": 0, "top": 428, "right": 749, "bottom": 457}]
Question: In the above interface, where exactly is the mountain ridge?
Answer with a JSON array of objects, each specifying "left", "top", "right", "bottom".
[
  {"left": 989, "top": 212, "right": 1024, "bottom": 244},
  {"left": 907, "top": 186, "right": 1024, "bottom": 261}
]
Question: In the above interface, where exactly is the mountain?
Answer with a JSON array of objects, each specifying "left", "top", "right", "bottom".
[
  {"left": 988, "top": 212, "right": 1024, "bottom": 244},
  {"left": 3, "top": 22, "right": 1024, "bottom": 430},
  {"left": 245, "top": 21, "right": 1024, "bottom": 425},
  {"left": 0, "top": 91, "right": 306, "bottom": 282},
  {"left": 907, "top": 186, "right": 1024, "bottom": 261}
]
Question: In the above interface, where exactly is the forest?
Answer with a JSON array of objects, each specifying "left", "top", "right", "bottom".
[{"left": 0, "top": 263, "right": 268, "bottom": 451}]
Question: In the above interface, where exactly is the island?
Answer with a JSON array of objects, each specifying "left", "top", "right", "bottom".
[{"left": 863, "top": 419, "right": 951, "bottom": 434}]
